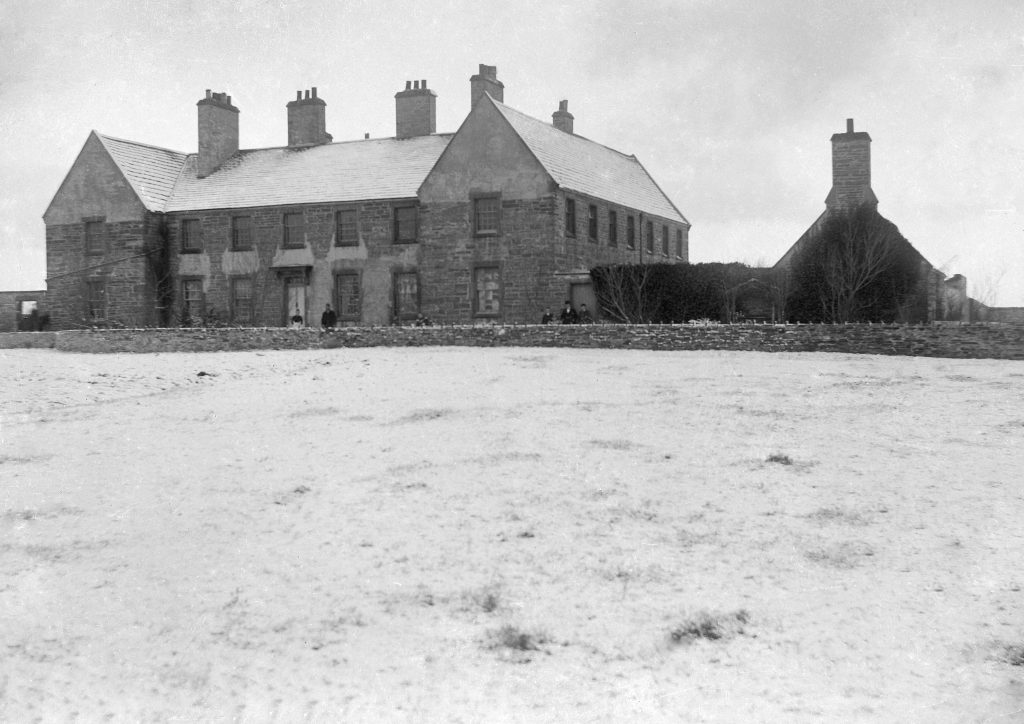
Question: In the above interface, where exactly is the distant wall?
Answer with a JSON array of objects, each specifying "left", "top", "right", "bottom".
[
  {"left": 2, "top": 323, "right": 1024, "bottom": 360},
  {"left": 0, "top": 291, "right": 47, "bottom": 333}
]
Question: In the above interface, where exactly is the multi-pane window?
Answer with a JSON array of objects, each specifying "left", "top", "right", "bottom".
[
  {"left": 181, "top": 219, "right": 202, "bottom": 252},
  {"left": 394, "top": 206, "right": 418, "bottom": 243},
  {"left": 231, "top": 216, "right": 252, "bottom": 251},
  {"left": 335, "top": 209, "right": 358, "bottom": 247},
  {"left": 230, "top": 277, "right": 253, "bottom": 324},
  {"left": 646, "top": 221, "right": 654, "bottom": 253},
  {"left": 85, "top": 221, "right": 104, "bottom": 255},
  {"left": 335, "top": 273, "right": 361, "bottom": 321},
  {"left": 626, "top": 215, "right": 636, "bottom": 249},
  {"left": 474, "top": 196, "right": 500, "bottom": 235},
  {"left": 662, "top": 225, "right": 669, "bottom": 256},
  {"left": 393, "top": 272, "right": 419, "bottom": 320},
  {"left": 565, "top": 198, "right": 576, "bottom": 236},
  {"left": 676, "top": 229, "right": 684, "bottom": 259},
  {"left": 283, "top": 212, "right": 304, "bottom": 248},
  {"left": 86, "top": 280, "right": 106, "bottom": 321},
  {"left": 608, "top": 210, "right": 618, "bottom": 247},
  {"left": 588, "top": 205, "right": 598, "bottom": 242},
  {"left": 474, "top": 266, "right": 502, "bottom": 317},
  {"left": 181, "top": 279, "right": 204, "bottom": 324}
]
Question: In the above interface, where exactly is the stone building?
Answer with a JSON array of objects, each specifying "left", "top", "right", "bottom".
[
  {"left": 43, "top": 66, "right": 690, "bottom": 328},
  {"left": 775, "top": 119, "right": 969, "bottom": 323}
]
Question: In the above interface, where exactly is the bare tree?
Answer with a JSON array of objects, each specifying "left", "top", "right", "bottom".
[{"left": 591, "top": 264, "right": 663, "bottom": 323}]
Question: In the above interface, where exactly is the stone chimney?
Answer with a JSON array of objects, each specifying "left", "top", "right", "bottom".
[
  {"left": 287, "top": 87, "right": 332, "bottom": 147},
  {"left": 552, "top": 100, "right": 574, "bottom": 134},
  {"left": 197, "top": 90, "right": 239, "bottom": 178},
  {"left": 470, "top": 64, "right": 503, "bottom": 108},
  {"left": 826, "top": 118, "right": 877, "bottom": 211},
  {"left": 395, "top": 79, "right": 437, "bottom": 138}
]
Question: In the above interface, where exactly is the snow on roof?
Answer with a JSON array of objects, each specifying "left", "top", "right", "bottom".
[
  {"left": 489, "top": 98, "right": 688, "bottom": 225},
  {"left": 96, "top": 134, "right": 189, "bottom": 213},
  {"left": 165, "top": 135, "right": 454, "bottom": 212}
]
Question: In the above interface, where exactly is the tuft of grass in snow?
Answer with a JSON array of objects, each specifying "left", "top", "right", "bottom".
[
  {"left": 487, "top": 625, "right": 550, "bottom": 652},
  {"left": 1003, "top": 644, "right": 1024, "bottom": 666},
  {"left": 766, "top": 452, "right": 793, "bottom": 465},
  {"left": 669, "top": 609, "right": 750, "bottom": 645}
]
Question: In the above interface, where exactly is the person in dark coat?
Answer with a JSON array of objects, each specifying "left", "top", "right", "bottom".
[
  {"left": 559, "top": 301, "right": 577, "bottom": 325},
  {"left": 541, "top": 308, "right": 554, "bottom": 324},
  {"left": 321, "top": 303, "right": 338, "bottom": 329},
  {"left": 577, "top": 304, "right": 593, "bottom": 324}
]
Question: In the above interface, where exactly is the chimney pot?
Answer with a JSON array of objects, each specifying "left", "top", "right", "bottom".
[
  {"left": 205, "top": 89, "right": 212, "bottom": 99},
  {"left": 312, "top": 86, "right": 317, "bottom": 98},
  {"left": 421, "top": 79, "right": 427, "bottom": 89},
  {"left": 296, "top": 91, "right": 302, "bottom": 100},
  {"left": 406, "top": 80, "right": 412, "bottom": 90},
  {"left": 559, "top": 100, "right": 568, "bottom": 112},
  {"left": 847, "top": 118, "right": 854, "bottom": 133},
  {"left": 226, "top": 95, "right": 231, "bottom": 105},
  {"left": 364, "top": 132, "right": 369, "bottom": 139},
  {"left": 304, "top": 89, "right": 310, "bottom": 100}
]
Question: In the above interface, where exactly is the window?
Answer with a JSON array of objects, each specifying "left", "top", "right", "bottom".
[
  {"left": 675, "top": 229, "right": 684, "bottom": 259},
  {"left": 283, "top": 212, "right": 304, "bottom": 248},
  {"left": 394, "top": 205, "right": 418, "bottom": 243},
  {"left": 231, "top": 216, "right": 252, "bottom": 251},
  {"left": 473, "top": 196, "right": 500, "bottom": 236},
  {"left": 180, "top": 279, "right": 204, "bottom": 324},
  {"left": 587, "top": 205, "right": 598, "bottom": 242},
  {"left": 608, "top": 210, "right": 618, "bottom": 247},
  {"left": 86, "top": 280, "right": 106, "bottom": 321},
  {"left": 335, "top": 209, "right": 358, "bottom": 246},
  {"left": 181, "top": 219, "right": 202, "bottom": 253},
  {"left": 230, "top": 277, "right": 253, "bottom": 324},
  {"left": 626, "top": 215, "right": 635, "bottom": 249},
  {"left": 393, "top": 271, "right": 419, "bottom": 321},
  {"left": 645, "top": 220, "right": 654, "bottom": 253},
  {"left": 85, "top": 221, "right": 104, "bottom": 255},
  {"left": 662, "top": 225, "right": 669, "bottom": 256},
  {"left": 565, "top": 198, "right": 576, "bottom": 236},
  {"left": 335, "top": 272, "right": 361, "bottom": 321},
  {"left": 474, "top": 266, "right": 502, "bottom": 317}
]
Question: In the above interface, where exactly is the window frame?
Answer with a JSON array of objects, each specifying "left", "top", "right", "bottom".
[
  {"left": 229, "top": 276, "right": 253, "bottom": 325},
  {"left": 675, "top": 229, "right": 684, "bottom": 259},
  {"left": 334, "top": 208, "right": 359, "bottom": 247},
  {"left": 334, "top": 271, "right": 362, "bottom": 322},
  {"left": 587, "top": 204, "right": 598, "bottom": 242},
  {"left": 626, "top": 215, "right": 636, "bottom": 249},
  {"left": 662, "top": 224, "right": 670, "bottom": 256},
  {"left": 230, "top": 215, "right": 253, "bottom": 251},
  {"left": 608, "top": 210, "right": 618, "bottom": 247},
  {"left": 85, "top": 279, "right": 106, "bottom": 321},
  {"left": 564, "top": 198, "right": 576, "bottom": 237},
  {"left": 473, "top": 264, "right": 503, "bottom": 318},
  {"left": 392, "top": 270, "right": 420, "bottom": 321},
  {"left": 645, "top": 220, "right": 654, "bottom": 254},
  {"left": 180, "top": 277, "right": 205, "bottom": 324},
  {"left": 180, "top": 218, "right": 203, "bottom": 254},
  {"left": 282, "top": 211, "right": 305, "bottom": 249},
  {"left": 84, "top": 219, "right": 105, "bottom": 256},
  {"left": 393, "top": 204, "right": 418, "bottom": 244},
  {"left": 472, "top": 193, "right": 501, "bottom": 237}
]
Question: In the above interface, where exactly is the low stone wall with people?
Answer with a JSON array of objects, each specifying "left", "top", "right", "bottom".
[{"left": 3, "top": 323, "right": 1024, "bottom": 359}]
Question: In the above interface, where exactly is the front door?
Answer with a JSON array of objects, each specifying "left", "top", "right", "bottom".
[
  {"left": 570, "top": 282, "right": 598, "bottom": 321},
  {"left": 284, "top": 276, "right": 307, "bottom": 326}
]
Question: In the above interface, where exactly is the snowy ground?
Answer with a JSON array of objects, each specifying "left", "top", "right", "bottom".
[{"left": 1, "top": 347, "right": 1023, "bottom": 722}]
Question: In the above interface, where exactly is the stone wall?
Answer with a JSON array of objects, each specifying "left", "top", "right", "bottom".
[
  {"left": 3, "top": 323, "right": 1023, "bottom": 360},
  {"left": 0, "top": 291, "right": 47, "bottom": 332}
]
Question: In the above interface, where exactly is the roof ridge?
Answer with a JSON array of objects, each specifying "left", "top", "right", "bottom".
[
  {"left": 230, "top": 133, "right": 460, "bottom": 155},
  {"left": 489, "top": 98, "right": 639, "bottom": 161},
  {"left": 95, "top": 132, "right": 188, "bottom": 157}
]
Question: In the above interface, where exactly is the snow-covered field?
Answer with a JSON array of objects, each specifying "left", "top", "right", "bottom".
[{"left": 1, "top": 347, "right": 1022, "bottom": 722}]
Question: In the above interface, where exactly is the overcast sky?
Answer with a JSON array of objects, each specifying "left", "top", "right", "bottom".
[{"left": 2, "top": 0, "right": 1022, "bottom": 305}]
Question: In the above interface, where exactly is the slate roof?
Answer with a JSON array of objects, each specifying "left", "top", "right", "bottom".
[
  {"left": 489, "top": 98, "right": 688, "bottom": 225},
  {"left": 96, "top": 134, "right": 189, "bottom": 212},
  {"left": 165, "top": 135, "right": 453, "bottom": 212}
]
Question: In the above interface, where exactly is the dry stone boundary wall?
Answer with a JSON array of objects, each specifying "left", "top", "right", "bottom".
[{"left": 2, "top": 324, "right": 1024, "bottom": 359}]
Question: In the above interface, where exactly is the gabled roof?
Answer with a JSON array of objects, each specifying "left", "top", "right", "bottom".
[
  {"left": 165, "top": 135, "right": 453, "bottom": 212},
  {"left": 488, "top": 98, "right": 689, "bottom": 225},
  {"left": 96, "top": 133, "right": 189, "bottom": 212}
]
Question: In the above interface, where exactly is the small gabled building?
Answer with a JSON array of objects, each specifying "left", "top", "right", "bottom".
[{"left": 43, "top": 66, "right": 690, "bottom": 328}]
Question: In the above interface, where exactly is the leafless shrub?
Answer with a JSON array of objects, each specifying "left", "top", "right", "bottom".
[{"left": 669, "top": 609, "right": 750, "bottom": 645}]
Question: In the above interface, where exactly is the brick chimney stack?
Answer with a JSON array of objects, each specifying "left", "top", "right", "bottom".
[
  {"left": 826, "top": 118, "right": 877, "bottom": 212},
  {"left": 196, "top": 90, "right": 239, "bottom": 178},
  {"left": 552, "top": 100, "right": 574, "bottom": 134},
  {"left": 470, "top": 64, "right": 503, "bottom": 108},
  {"left": 395, "top": 79, "right": 437, "bottom": 138},
  {"left": 287, "top": 87, "right": 332, "bottom": 147}
]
